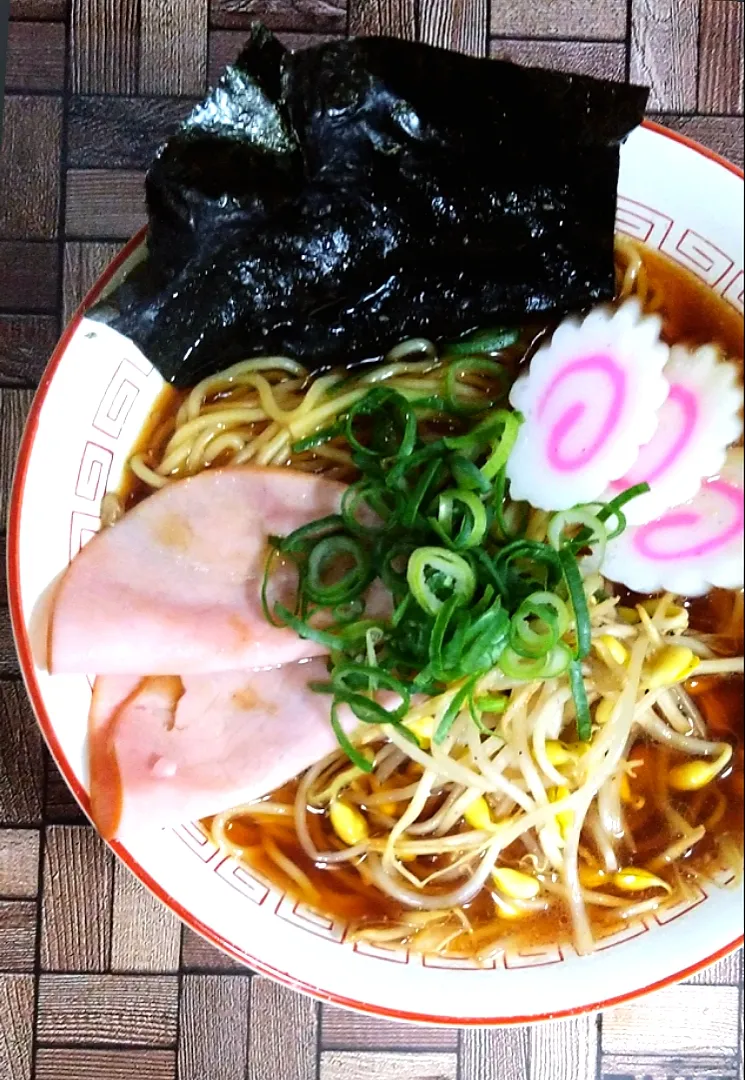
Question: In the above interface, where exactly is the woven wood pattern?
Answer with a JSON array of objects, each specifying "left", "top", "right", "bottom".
[{"left": 1, "top": 2, "right": 743, "bottom": 1077}]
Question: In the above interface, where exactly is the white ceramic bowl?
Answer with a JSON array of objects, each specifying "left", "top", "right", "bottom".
[{"left": 8, "top": 121, "right": 744, "bottom": 1026}]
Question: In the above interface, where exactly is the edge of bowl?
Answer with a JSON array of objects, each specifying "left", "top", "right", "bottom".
[{"left": 7, "top": 120, "right": 744, "bottom": 1027}]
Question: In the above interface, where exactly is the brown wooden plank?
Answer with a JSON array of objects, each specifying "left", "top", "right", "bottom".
[
  {"left": 68, "top": 98, "right": 196, "bottom": 171},
  {"left": 651, "top": 113, "right": 745, "bottom": 169},
  {"left": 0, "top": 389, "right": 33, "bottom": 523},
  {"left": 71, "top": 0, "right": 139, "bottom": 94},
  {"left": 35, "top": 1049, "right": 178, "bottom": 1080},
  {"left": 5, "top": 21, "right": 66, "bottom": 91},
  {"left": 531, "top": 1016, "right": 598, "bottom": 1080},
  {"left": 247, "top": 977, "right": 318, "bottom": 1080},
  {"left": 420, "top": 0, "right": 488, "bottom": 55},
  {"left": 349, "top": 0, "right": 417, "bottom": 38},
  {"left": 0, "top": 830, "right": 40, "bottom": 899},
  {"left": 0, "top": 532, "right": 21, "bottom": 676},
  {"left": 699, "top": 0, "right": 744, "bottom": 114},
  {"left": 210, "top": 0, "right": 347, "bottom": 33},
  {"left": 0, "top": 615, "right": 18, "bottom": 678},
  {"left": 0, "top": 686, "right": 41, "bottom": 820},
  {"left": 321, "top": 1004, "right": 459, "bottom": 1052},
  {"left": 0, "top": 242, "right": 59, "bottom": 313},
  {"left": 460, "top": 1028, "right": 530, "bottom": 1080},
  {"left": 178, "top": 975, "right": 251, "bottom": 1080},
  {"left": 63, "top": 242, "right": 124, "bottom": 324},
  {"left": 490, "top": 39, "right": 627, "bottom": 81},
  {"left": 180, "top": 926, "right": 248, "bottom": 973},
  {"left": 37, "top": 974, "right": 180, "bottom": 1046},
  {"left": 0, "top": 96, "right": 63, "bottom": 241},
  {"left": 631, "top": 0, "right": 700, "bottom": 112},
  {"left": 0, "top": 314, "right": 58, "bottom": 389},
  {"left": 65, "top": 170, "right": 147, "bottom": 241},
  {"left": 686, "top": 949, "right": 744, "bottom": 986},
  {"left": 140, "top": 0, "right": 209, "bottom": 95},
  {"left": 319, "top": 1052, "right": 459, "bottom": 1080},
  {"left": 43, "top": 752, "right": 88, "bottom": 825},
  {"left": 0, "top": 613, "right": 19, "bottom": 677},
  {"left": 0, "top": 900, "right": 36, "bottom": 973},
  {"left": 111, "top": 862, "right": 181, "bottom": 973},
  {"left": 0, "top": 536, "right": 6, "bottom": 604},
  {"left": 208, "top": 29, "right": 342, "bottom": 84},
  {"left": 9, "top": 0, "right": 66, "bottom": 16},
  {"left": 0, "top": 974, "right": 34, "bottom": 1080},
  {"left": 601, "top": 985, "right": 740, "bottom": 1056},
  {"left": 491, "top": 0, "right": 627, "bottom": 40},
  {"left": 601, "top": 1054, "right": 740, "bottom": 1078},
  {"left": 40, "top": 825, "right": 114, "bottom": 973}
]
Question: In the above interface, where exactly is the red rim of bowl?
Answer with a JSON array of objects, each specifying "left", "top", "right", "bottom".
[{"left": 7, "top": 120, "right": 745, "bottom": 1027}]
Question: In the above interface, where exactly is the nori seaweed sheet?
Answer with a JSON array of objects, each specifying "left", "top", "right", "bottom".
[{"left": 95, "top": 26, "right": 648, "bottom": 387}]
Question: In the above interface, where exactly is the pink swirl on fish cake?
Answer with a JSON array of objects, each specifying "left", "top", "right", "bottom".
[{"left": 539, "top": 354, "right": 627, "bottom": 473}]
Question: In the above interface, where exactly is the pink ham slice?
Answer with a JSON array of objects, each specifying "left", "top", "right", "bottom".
[
  {"left": 88, "top": 658, "right": 358, "bottom": 842},
  {"left": 50, "top": 468, "right": 348, "bottom": 675}
]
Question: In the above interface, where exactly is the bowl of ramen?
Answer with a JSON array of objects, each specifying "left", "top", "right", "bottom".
[{"left": 8, "top": 33, "right": 744, "bottom": 1025}]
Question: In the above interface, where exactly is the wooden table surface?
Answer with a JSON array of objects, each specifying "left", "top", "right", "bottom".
[{"left": 1, "top": 3, "right": 743, "bottom": 1079}]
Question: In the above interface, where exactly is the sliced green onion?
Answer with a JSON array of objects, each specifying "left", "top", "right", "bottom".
[
  {"left": 444, "top": 359, "right": 507, "bottom": 414},
  {"left": 548, "top": 508, "right": 606, "bottom": 553},
  {"left": 341, "top": 482, "right": 399, "bottom": 537},
  {"left": 498, "top": 647, "right": 547, "bottom": 681},
  {"left": 450, "top": 455, "right": 492, "bottom": 494},
  {"left": 346, "top": 389, "right": 417, "bottom": 463},
  {"left": 401, "top": 458, "right": 444, "bottom": 528},
  {"left": 493, "top": 540, "right": 562, "bottom": 605},
  {"left": 386, "top": 440, "right": 447, "bottom": 491},
  {"left": 273, "top": 604, "right": 344, "bottom": 650},
  {"left": 445, "top": 327, "right": 520, "bottom": 357},
  {"left": 305, "top": 536, "right": 371, "bottom": 606},
  {"left": 491, "top": 466, "right": 529, "bottom": 543},
  {"left": 379, "top": 540, "right": 417, "bottom": 598},
  {"left": 434, "top": 677, "right": 478, "bottom": 745},
  {"left": 499, "top": 641, "right": 572, "bottom": 681},
  {"left": 429, "top": 594, "right": 460, "bottom": 677},
  {"left": 458, "top": 601, "right": 510, "bottom": 675},
  {"left": 330, "top": 702, "right": 374, "bottom": 773},
  {"left": 597, "top": 482, "right": 651, "bottom": 523},
  {"left": 468, "top": 693, "right": 497, "bottom": 736},
  {"left": 559, "top": 548, "right": 592, "bottom": 659},
  {"left": 391, "top": 593, "right": 412, "bottom": 629},
  {"left": 540, "top": 641, "right": 574, "bottom": 678},
  {"left": 481, "top": 410, "right": 523, "bottom": 481},
  {"left": 278, "top": 515, "right": 344, "bottom": 555},
  {"left": 407, "top": 547, "right": 477, "bottom": 617},
  {"left": 292, "top": 420, "right": 345, "bottom": 454},
  {"left": 261, "top": 545, "right": 288, "bottom": 627},
  {"left": 332, "top": 663, "right": 410, "bottom": 717},
  {"left": 445, "top": 410, "right": 516, "bottom": 455},
  {"left": 405, "top": 394, "right": 451, "bottom": 412},
  {"left": 430, "top": 489, "right": 488, "bottom": 551},
  {"left": 474, "top": 694, "right": 508, "bottom": 714},
  {"left": 569, "top": 660, "right": 592, "bottom": 742},
  {"left": 510, "top": 591, "right": 569, "bottom": 659},
  {"left": 333, "top": 598, "right": 366, "bottom": 625},
  {"left": 596, "top": 482, "right": 651, "bottom": 540}
]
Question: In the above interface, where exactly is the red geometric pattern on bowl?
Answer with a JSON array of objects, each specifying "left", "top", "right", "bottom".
[
  {"left": 55, "top": 195, "right": 744, "bottom": 973},
  {"left": 615, "top": 195, "right": 744, "bottom": 312},
  {"left": 75, "top": 441, "right": 113, "bottom": 503},
  {"left": 93, "top": 359, "right": 147, "bottom": 439}
]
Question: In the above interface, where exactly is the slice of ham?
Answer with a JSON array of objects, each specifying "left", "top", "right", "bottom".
[
  {"left": 50, "top": 468, "right": 348, "bottom": 675},
  {"left": 89, "top": 657, "right": 360, "bottom": 842}
]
